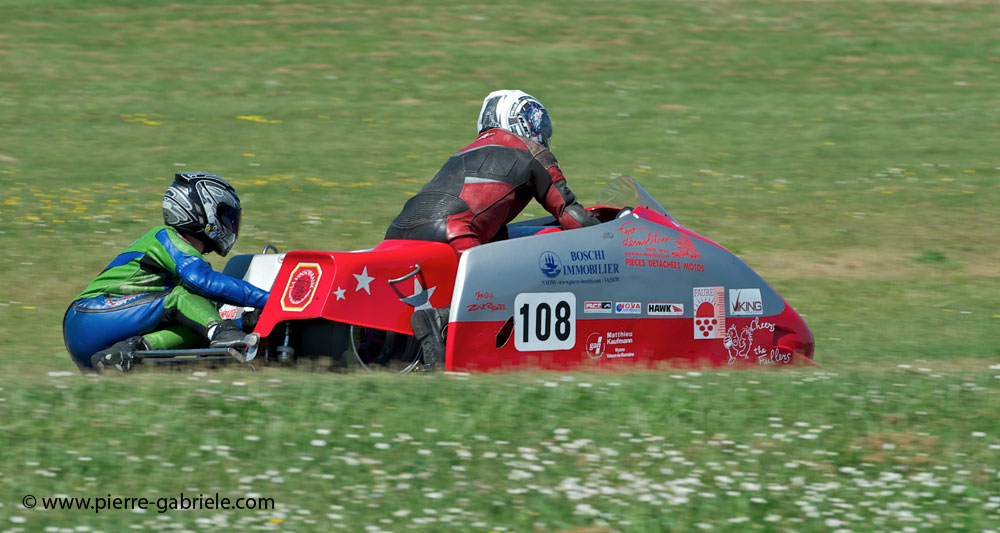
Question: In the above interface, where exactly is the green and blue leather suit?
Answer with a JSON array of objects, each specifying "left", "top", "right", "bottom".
[{"left": 63, "top": 225, "right": 268, "bottom": 370}]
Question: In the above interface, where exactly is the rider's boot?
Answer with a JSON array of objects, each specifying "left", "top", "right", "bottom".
[
  {"left": 91, "top": 336, "right": 147, "bottom": 373},
  {"left": 209, "top": 320, "right": 259, "bottom": 362},
  {"left": 411, "top": 307, "right": 449, "bottom": 371}
]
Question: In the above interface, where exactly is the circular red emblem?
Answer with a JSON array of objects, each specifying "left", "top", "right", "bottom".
[{"left": 287, "top": 269, "right": 317, "bottom": 306}]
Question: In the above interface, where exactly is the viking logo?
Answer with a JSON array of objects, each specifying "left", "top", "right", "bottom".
[{"left": 729, "top": 289, "right": 763, "bottom": 316}]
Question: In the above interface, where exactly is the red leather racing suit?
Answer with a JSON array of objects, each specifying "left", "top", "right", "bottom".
[{"left": 385, "top": 128, "right": 598, "bottom": 254}]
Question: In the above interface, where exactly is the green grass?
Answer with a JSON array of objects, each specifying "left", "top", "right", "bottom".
[
  {"left": 1, "top": 0, "right": 998, "bottom": 530},
  {"left": 2, "top": 369, "right": 999, "bottom": 531}
]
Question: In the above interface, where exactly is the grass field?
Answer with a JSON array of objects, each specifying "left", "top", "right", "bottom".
[{"left": 1, "top": 0, "right": 998, "bottom": 531}]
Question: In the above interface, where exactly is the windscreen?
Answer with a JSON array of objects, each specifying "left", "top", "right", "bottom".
[{"left": 596, "top": 175, "right": 677, "bottom": 222}]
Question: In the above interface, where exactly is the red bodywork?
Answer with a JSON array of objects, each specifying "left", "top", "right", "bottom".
[
  {"left": 252, "top": 205, "right": 814, "bottom": 372},
  {"left": 255, "top": 240, "right": 457, "bottom": 338}
]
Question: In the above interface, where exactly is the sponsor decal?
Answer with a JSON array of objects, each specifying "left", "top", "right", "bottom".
[
  {"left": 466, "top": 290, "right": 505, "bottom": 312},
  {"left": 723, "top": 317, "right": 790, "bottom": 366},
  {"left": 757, "top": 347, "right": 792, "bottom": 366},
  {"left": 569, "top": 250, "right": 605, "bottom": 262},
  {"left": 606, "top": 330, "right": 633, "bottom": 346},
  {"left": 693, "top": 286, "right": 726, "bottom": 339},
  {"left": 539, "top": 249, "right": 620, "bottom": 286},
  {"left": 562, "top": 249, "right": 618, "bottom": 276},
  {"left": 615, "top": 301, "right": 641, "bottom": 314},
  {"left": 619, "top": 221, "right": 702, "bottom": 259},
  {"left": 586, "top": 332, "right": 605, "bottom": 359},
  {"left": 647, "top": 302, "right": 684, "bottom": 316},
  {"left": 624, "top": 257, "right": 684, "bottom": 269},
  {"left": 586, "top": 330, "right": 635, "bottom": 359},
  {"left": 218, "top": 305, "right": 239, "bottom": 320},
  {"left": 281, "top": 262, "right": 322, "bottom": 312},
  {"left": 103, "top": 294, "right": 144, "bottom": 307},
  {"left": 561, "top": 263, "right": 620, "bottom": 276},
  {"left": 539, "top": 251, "right": 562, "bottom": 278},
  {"left": 729, "top": 288, "right": 763, "bottom": 316},
  {"left": 606, "top": 330, "right": 635, "bottom": 358},
  {"left": 583, "top": 301, "right": 613, "bottom": 314},
  {"left": 619, "top": 220, "right": 705, "bottom": 272},
  {"left": 466, "top": 301, "right": 507, "bottom": 312}
]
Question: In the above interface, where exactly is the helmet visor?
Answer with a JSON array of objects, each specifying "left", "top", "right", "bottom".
[
  {"left": 521, "top": 101, "right": 553, "bottom": 146},
  {"left": 217, "top": 203, "right": 241, "bottom": 236},
  {"left": 538, "top": 112, "right": 553, "bottom": 145}
]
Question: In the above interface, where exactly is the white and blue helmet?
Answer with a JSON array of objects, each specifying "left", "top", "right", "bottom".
[{"left": 477, "top": 89, "right": 553, "bottom": 147}]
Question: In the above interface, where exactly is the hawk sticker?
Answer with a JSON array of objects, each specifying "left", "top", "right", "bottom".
[{"left": 647, "top": 302, "right": 684, "bottom": 316}]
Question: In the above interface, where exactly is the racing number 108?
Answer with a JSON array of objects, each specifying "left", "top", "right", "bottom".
[
  {"left": 513, "top": 293, "right": 576, "bottom": 352},
  {"left": 520, "top": 300, "right": 571, "bottom": 343}
]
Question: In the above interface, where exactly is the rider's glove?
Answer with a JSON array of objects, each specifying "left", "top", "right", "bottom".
[{"left": 239, "top": 308, "right": 261, "bottom": 332}]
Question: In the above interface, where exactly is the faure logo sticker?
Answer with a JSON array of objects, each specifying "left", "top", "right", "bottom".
[
  {"left": 647, "top": 302, "right": 684, "bottom": 316},
  {"left": 693, "top": 286, "right": 726, "bottom": 339},
  {"left": 729, "top": 288, "right": 763, "bottom": 316},
  {"left": 584, "top": 301, "right": 613, "bottom": 313},
  {"left": 281, "top": 262, "right": 322, "bottom": 312},
  {"left": 615, "top": 301, "right": 641, "bottom": 314}
]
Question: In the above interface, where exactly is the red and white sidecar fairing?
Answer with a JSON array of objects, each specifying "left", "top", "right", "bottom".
[{"left": 245, "top": 176, "right": 814, "bottom": 371}]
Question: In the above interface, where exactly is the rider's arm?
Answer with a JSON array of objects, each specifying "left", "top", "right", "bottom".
[
  {"left": 530, "top": 150, "right": 599, "bottom": 229},
  {"left": 149, "top": 228, "right": 270, "bottom": 309}
]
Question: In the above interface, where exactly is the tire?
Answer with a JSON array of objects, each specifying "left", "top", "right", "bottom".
[{"left": 349, "top": 325, "right": 422, "bottom": 374}]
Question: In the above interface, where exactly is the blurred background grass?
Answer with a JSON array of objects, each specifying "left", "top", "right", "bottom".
[{"left": 1, "top": 1, "right": 998, "bottom": 530}]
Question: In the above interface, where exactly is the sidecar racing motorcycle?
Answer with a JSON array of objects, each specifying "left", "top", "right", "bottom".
[{"left": 137, "top": 176, "right": 815, "bottom": 372}]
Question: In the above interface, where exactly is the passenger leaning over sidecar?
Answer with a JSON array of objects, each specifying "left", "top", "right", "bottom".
[
  {"left": 385, "top": 90, "right": 599, "bottom": 368},
  {"left": 63, "top": 172, "right": 269, "bottom": 373}
]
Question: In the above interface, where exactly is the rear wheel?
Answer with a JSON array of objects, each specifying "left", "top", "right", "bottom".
[
  {"left": 289, "top": 320, "right": 352, "bottom": 371},
  {"left": 349, "top": 325, "right": 422, "bottom": 374},
  {"left": 264, "top": 320, "right": 423, "bottom": 373}
]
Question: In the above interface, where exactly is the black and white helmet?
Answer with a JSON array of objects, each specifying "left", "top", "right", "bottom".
[
  {"left": 163, "top": 172, "right": 242, "bottom": 256},
  {"left": 477, "top": 89, "right": 553, "bottom": 147}
]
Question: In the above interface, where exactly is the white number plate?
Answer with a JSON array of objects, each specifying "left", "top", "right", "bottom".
[{"left": 514, "top": 292, "right": 576, "bottom": 352}]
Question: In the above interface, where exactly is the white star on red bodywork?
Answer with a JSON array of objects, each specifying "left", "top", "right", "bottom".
[
  {"left": 353, "top": 267, "right": 374, "bottom": 295},
  {"left": 399, "top": 278, "right": 436, "bottom": 311}
]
